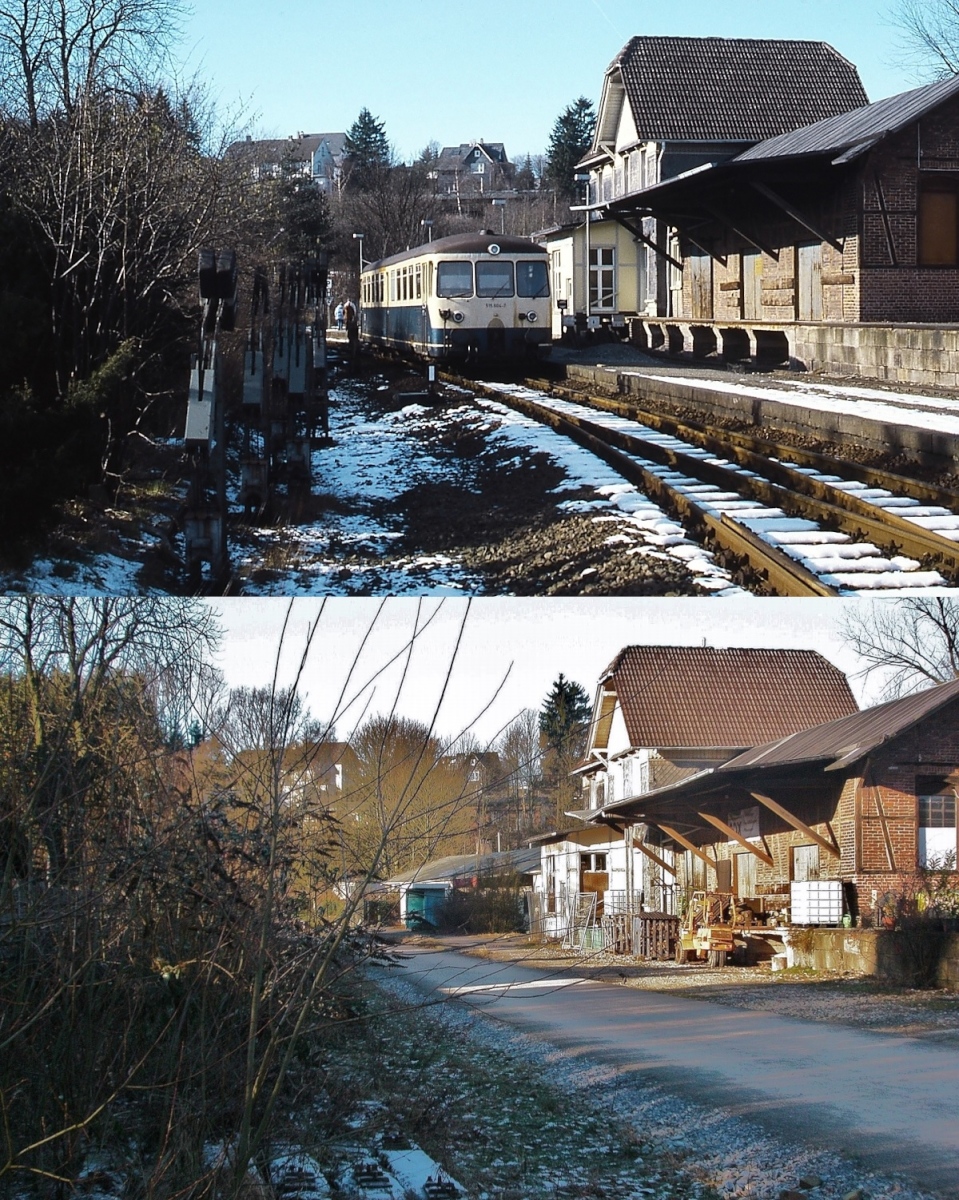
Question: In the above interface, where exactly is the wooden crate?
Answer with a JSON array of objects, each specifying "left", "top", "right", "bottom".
[{"left": 631, "top": 913, "right": 680, "bottom": 960}]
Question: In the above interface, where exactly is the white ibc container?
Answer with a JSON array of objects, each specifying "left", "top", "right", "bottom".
[{"left": 791, "top": 879, "right": 842, "bottom": 925}]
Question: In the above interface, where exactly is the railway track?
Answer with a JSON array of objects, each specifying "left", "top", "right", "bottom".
[{"left": 452, "top": 372, "right": 959, "bottom": 597}]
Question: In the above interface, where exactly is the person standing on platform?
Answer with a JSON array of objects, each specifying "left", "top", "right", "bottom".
[{"left": 343, "top": 300, "right": 358, "bottom": 361}]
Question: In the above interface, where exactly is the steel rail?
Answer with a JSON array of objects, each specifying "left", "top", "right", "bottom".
[
  {"left": 453, "top": 374, "right": 838, "bottom": 596},
  {"left": 519, "top": 375, "right": 959, "bottom": 579}
]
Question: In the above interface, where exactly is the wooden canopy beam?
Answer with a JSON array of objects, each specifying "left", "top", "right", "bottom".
[
  {"left": 657, "top": 823, "right": 716, "bottom": 870},
  {"left": 697, "top": 811, "right": 774, "bottom": 866},
  {"left": 612, "top": 216, "right": 684, "bottom": 271},
  {"left": 702, "top": 203, "right": 780, "bottom": 261},
  {"left": 751, "top": 182, "right": 844, "bottom": 252},
  {"left": 750, "top": 792, "right": 840, "bottom": 858},
  {"left": 632, "top": 836, "right": 677, "bottom": 876}
]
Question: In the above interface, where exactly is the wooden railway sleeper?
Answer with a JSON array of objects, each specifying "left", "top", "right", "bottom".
[
  {"left": 464, "top": 377, "right": 837, "bottom": 596},
  {"left": 519, "top": 378, "right": 959, "bottom": 580}
]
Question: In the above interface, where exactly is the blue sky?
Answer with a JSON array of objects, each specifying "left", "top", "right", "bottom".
[{"left": 181, "top": 0, "right": 917, "bottom": 161}]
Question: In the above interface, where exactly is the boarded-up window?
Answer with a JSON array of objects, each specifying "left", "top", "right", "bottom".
[
  {"left": 735, "top": 852, "right": 757, "bottom": 898},
  {"left": 545, "top": 854, "right": 556, "bottom": 913},
  {"left": 715, "top": 857, "right": 732, "bottom": 892},
  {"left": 793, "top": 843, "right": 820, "bottom": 881},
  {"left": 919, "top": 187, "right": 959, "bottom": 266}
]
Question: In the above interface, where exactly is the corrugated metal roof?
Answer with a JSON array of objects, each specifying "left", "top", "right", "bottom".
[
  {"left": 717, "top": 675, "right": 959, "bottom": 772},
  {"left": 611, "top": 37, "right": 867, "bottom": 143},
  {"left": 595, "top": 676, "right": 959, "bottom": 823},
  {"left": 599, "top": 645, "right": 857, "bottom": 749},
  {"left": 387, "top": 846, "right": 541, "bottom": 886},
  {"left": 738, "top": 74, "right": 959, "bottom": 163}
]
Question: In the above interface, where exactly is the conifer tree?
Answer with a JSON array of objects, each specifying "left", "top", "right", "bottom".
[
  {"left": 343, "top": 107, "right": 391, "bottom": 188},
  {"left": 539, "top": 674, "right": 592, "bottom": 822},
  {"left": 544, "top": 97, "right": 596, "bottom": 199}
]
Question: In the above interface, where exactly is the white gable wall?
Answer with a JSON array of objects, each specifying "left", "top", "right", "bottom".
[
  {"left": 536, "top": 826, "right": 640, "bottom": 938},
  {"left": 606, "top": 703, "right": 632, "bottom": 757}
]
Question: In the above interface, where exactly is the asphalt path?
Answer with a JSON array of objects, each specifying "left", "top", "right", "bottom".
[{"left": 382, "top": 941, "right": 959, "bottom": 1197}]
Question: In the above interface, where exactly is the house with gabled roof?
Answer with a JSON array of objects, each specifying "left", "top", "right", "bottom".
[
  {"left": 229, "top": 132, "right": 347, "bottom": 192},
  {"left": 585, "top": 676, "right": 959, "bottom": 928},
  {"left": 542, "top": 36, "right": 866, "bottom": 335},
  {"left": 532, "top": 645, "right": 857, "bottom": 936},
  {"left": 430, "top": 141, "right": 514, "bottom": 198},
  {"left": 599, "top": 73, "right": 959, "bottom": 382}
]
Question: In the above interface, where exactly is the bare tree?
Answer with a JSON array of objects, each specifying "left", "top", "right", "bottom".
[
  {"left": 0, "top": 0, "right": 184, "bottom": 125},
  {"left": 343, "top": 714, "right": 477, "bottom": 876},
  {"left": 333, "top": 160, "right": 439, "bottom": 265},
  {"left": 841, "top": 598, "right": 959, "bottom": 699},
  {"left": 892, "top": 0, "right": 959, "bottom": 77},
  {"left": 496, "top": 708, "right": 544, "bottom": 833},
  {"left": 1, "top": 597, "right": 501, "bottom": 1197}
]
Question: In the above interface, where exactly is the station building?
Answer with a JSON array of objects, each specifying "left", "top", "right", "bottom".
[
  {"left": 591, "top": 675, "right": 959, "bottom": 930},
  {"left": 530, "top": 645, "right": 857, "bottom": 936},
  {"left": 540, "top": 36, "right": 867, "bottom": 338}
]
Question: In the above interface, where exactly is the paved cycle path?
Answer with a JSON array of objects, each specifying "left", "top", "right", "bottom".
[{"left": 383, "top": 941, "right": 959, "bottom": 1196}]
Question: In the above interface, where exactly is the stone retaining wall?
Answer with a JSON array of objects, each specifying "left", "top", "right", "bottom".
[
  {"left": 564, "top": 361, "right": 959, "bottom": 471},
  {"left": 786, "top": 928, "right": 959, "bottom": 988}
]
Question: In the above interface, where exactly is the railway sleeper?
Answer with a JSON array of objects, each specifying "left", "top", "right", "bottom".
[
  {"left": 518, "top": 377, "right": 959, "bottom": 585},
  {"left": 465, "top": 378, "right": 836, "bottom": 597}
]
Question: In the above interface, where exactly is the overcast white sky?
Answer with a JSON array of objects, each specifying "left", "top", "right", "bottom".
[{"left": 211, "top": 597, "right": 883, "bottom": 746}]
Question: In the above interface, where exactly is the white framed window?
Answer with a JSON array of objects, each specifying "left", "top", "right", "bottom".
[
  {"left": 918, "top": 782, "right": 957, "bottom": 867},
  {"left": 589, "top": 246, "right": 615, "bottom": 311}
]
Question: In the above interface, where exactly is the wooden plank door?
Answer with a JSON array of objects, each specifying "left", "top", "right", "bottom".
[{"left": 797, "top": 242, "right": 823, "bottom": 321}]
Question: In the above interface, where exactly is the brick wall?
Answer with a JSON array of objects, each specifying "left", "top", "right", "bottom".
[
  {"left": 857, "top": 95, "right": 959, "bottom": 321},
  {"left": 673, "top": 93, "right": 959, "bottom": 325},
  {"left": 682, "top": 699, "right": 959, "bottom": 925}
]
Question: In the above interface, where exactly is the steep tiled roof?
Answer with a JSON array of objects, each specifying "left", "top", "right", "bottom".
[
  {"left": 594, "top": 676, "right": 959, "bottom": 824},
  {"left": 718, "top": 675, "right": 959, "bottom": 773},
  {"left": 614, "top": 37, "right": 868, "bottom": 142},
  {"left": 600, "top": 645, "right": 857, "bottom": 749},
  {"left": 737, "top": 73, "right": 959, "bottom": 164}
]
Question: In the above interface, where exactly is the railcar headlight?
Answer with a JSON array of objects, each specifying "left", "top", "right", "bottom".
[
  {"left": 526, "top": 311, "right": 538, "bottom": 323},
  {"left": 452, "top": 311, "right": 465, "bottom": 324}
]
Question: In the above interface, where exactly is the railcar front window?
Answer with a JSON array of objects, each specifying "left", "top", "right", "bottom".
[
  {"left": 437, "top": 261, "right": 473, "bottom": 297},
  {"left": 476, "top": 261, "right": 514, "bottom": 297},
  {"left": 517, "top": 260, "right": 549, "bottom": 298}
]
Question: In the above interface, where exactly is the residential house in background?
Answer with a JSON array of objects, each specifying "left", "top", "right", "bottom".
[
  {"left": 588, "top": 676, "right": 959, "bottom": 927},
  {"left": 230, "top": 132, "right": 347, "bottom": 192},
  {"left": 430, "top": 141, "right": 514, "bottom": 200},
  {"left": 541, "top": 37, "right": 866, "bottom": 334},
  {"left": 531, "top": 645, "right": 857, "bottom": 935}
]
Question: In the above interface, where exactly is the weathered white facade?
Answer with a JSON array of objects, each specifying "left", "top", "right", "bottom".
[{"left": 543, "top": 219, "right": 644, "bottom": 339}]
